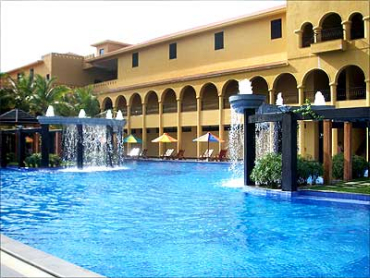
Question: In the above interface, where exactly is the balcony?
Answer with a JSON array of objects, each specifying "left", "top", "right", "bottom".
[
  {"left": 311, "top": 39, "right": 347, "bottom": 54},
  {"left": 92, "top": 79, "right": 118, "bottom": 93}
]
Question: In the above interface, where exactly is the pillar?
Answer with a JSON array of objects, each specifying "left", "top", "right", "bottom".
[
  {"left": 323, "top": 120, "right": 332, "bottom": 184},
  {"left": 106, "top": 126, "right": 114, "bottom": 167},
  {"left": 344, "top": 122, "right": 353, "bottom": 181},
  {"left": 281, "top": 112, "right": 298, "bottom": 191},
  {"left": 244, "top": 109, "right": 256, "bottom": 186},
  {"left": 142, "top": 103, "right": 147, "bottom": 150},
  {"left": 34, "top": 133, "right": 40, "bottom": 153},
  {"left": 298, "top": 121, "right": 306, "bottom": 157},
  {"left": 41, "top": 124, "right": 50, "bottom": 168},
  {"left": 298, "top": 85, "right": 305, "bottom": 105},
  {"left": 329, "top": 83, "right": 337, "bottom": 106},
  {"left": 76, "top": 124, "right": 83, "bottom": 169},
  {"left": 342, "top": 20, "right": 351, "bottom": 41},
  {"left": 269, "top": 89, "right": 276, "bottom": 153},
  {"left": 363, "top": 16, "right": 370, "bottom": 39},
  {"left": 218, "top": 95, "right": 224, "bottom": 152},
  {"left": 313, "top": 26, "right": 322, "bottom": 43},
  {"left": 196, "top": 97, "right": 201, "bottom": 157},
  {"left": 16, "top": 128, "right": 25, "bottom": 168},
  {"left": 294, "top": 29, "right": 303, "bottom": 48},
  {"left": 269, "top": 89, "right": 275, "bottom": 105},
  {"left": 365, "top": 79, "right": 370, "bottom": 107},
  {"left": 126, "top": 104, "right": 131, "bottom": 154},
  {"left": 55, "top": 131, "right": 62, "bottom": 156},
  {"left": 177, "top": 98, "right": 182, "bottom": 152},
  {"left": 332, "top": 128, "right": 339, "bottom": 156},
  {"left": 158, "top": 100, "right": 163, "bottom": 156},
  {"left": 0, "top": 131, "right": 7, "bottom": 167}
]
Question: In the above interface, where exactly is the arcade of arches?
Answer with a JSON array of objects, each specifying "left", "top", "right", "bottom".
[{"left": 100, "top": 66, "right": 368, "bottom": 159}]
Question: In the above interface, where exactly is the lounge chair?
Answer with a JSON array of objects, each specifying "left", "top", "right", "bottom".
[
  {"left": 127, "top": 147, "right": 140, "bottom": 158},
  {"left": 161, "top": 149, "right": 175, "bottom": 159},
  {"left": 199, "top": 149, "right": 214, "bottom": 160},
  {"left": 212, "top": 149, "right": 228, "bottom": 161},
  {"left": 173, "top": 149, "right": 185, "bottom": 160}
]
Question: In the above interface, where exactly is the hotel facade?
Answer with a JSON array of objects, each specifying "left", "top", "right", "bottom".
[{"left": 6, "top": 1, "right": 370, "bottom": 159}]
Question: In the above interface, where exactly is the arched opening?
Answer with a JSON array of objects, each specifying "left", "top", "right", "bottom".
[
  {"left": 274, "top": 73, "right": 298, "bottom": 104},
  {"left": 115, "top": 96, "right": 127, "bottom": 116},
  {"left": 302, "top": 23, "right": 314, "bottom": 47},
  {"left": 350, "top": 13, "right": 364, "bottom": 40},
  {"left": 146, "top": 91, "right": 159, "bottom": 114},
  {"left": 102, "top": 97, "right": 113, "bottom": 111},
  {"left": 130, "top": 94, "right": 142, "bottom": 116},
  {"left": 162, "top": 89, "right": 177, "bottom": 113},
  {"left": 181, "top": 86, "right": 197, "bottom": 112},
  {"left": 251, "top": 77, "right": 269, "bottom": 103},
  {"left": 321, "top": 13, "right": 343, "bottom": 42},
  {"left": 222, "top": 80, "right": 239, "bottom": 108},
  {"left": 303, "top": 69, "right": 330, "bottom": 103},
  {"left": 337, "top": 65, "right": 366, "bottom": 101},
  {"left": 201, "top": 83, "right": 219, "bottom": 110}
]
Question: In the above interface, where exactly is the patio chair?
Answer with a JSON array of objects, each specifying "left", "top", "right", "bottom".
[
  {"left": 139, "top": 149, "right": 148, "bottom": 159},
  {"left": 199, "top": 149, "right": 214, "bottom": 160},
  {"left": 173, "top": 149, "right": 185, "bottom": 160},
  {"left": 212, "top": 149, "right": 228, "bottom": 162},
  {"left": 161, "top": 149, "right": 175, "bottom": 159},
  {"left": 127, "top": 147, "right": 140, "bottom": 159}
]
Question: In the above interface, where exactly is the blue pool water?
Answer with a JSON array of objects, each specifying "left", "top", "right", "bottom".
[{"left": 1, "top": 161, "right": 369, "bottom": 277}]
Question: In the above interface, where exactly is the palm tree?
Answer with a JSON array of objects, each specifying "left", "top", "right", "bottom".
[
  {"left": 0, "top": 73, "right": 15, "bottom": 114},
  {"left": 72, "top": 85, "right": 100, "bottom": 117},
  {"left": 6, "top": 73, "right": 35, "bottom": 112},
  {"left": 29, "top": 74, "right": 70, "bottom": 116}
]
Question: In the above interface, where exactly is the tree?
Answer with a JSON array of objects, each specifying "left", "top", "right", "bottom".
[
  {"left": 29, "top": 74, "right": 70, "bottom": 116},
  {"left": 72, "top": 85, "right": 100, "bottom": 117},
  {"left": 0, "top": 73, "right": 15, "bottom": 114},
  {"left": 6, "top": 72, "right": 35, "bottom": 112}
]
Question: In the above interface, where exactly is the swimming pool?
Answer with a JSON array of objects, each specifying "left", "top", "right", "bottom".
[{"left": 1, "top": 161, "right": 369, "bottom": 277}]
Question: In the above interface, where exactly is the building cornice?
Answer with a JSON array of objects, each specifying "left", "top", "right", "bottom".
[
  {"left": 97, "top": 60, "right": 289, "bottom": 95},
  {"left": 6, "top": 60, "right": 44, "bottom": 74}
]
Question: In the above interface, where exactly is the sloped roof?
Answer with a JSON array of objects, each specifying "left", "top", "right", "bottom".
[{"left": 0, "top": 109, "right": 39, "bottom": 125}]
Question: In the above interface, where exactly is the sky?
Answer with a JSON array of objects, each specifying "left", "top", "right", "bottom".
[{"left": 1, "top": 0, "right": 285, "bottom": 72}]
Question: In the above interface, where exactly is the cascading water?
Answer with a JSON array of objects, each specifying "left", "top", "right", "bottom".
[{"left": 228, "top": 109, "right": 244, "bottom": 178}]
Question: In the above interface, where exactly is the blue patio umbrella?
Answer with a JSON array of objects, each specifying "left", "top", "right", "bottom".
[
  {"left": 123, "top": 134, "right": 142, "bottom": 144},
  {"left": 193, "top": 132, "right": 224, "bottom": 158}
]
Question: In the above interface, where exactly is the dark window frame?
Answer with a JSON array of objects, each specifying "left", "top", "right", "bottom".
[
  {"left": 271, "top": 19, "right": 282, "bottom": 39},
  {"left": 132, "top": 52, "right": 139, "bottom": 68},
  {"left": 169, "top": 43, "right": 177, "bottom": 59},
  {"left": 99, "top": 48, "right": 105, "bottom": 55},
  {"left": 214, "top": 31, "right": 224, "bottom": 50}
]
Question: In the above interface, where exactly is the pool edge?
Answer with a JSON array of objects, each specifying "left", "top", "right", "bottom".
[{"left": 0, "top": 234, "right": 105, "bottom": 278}]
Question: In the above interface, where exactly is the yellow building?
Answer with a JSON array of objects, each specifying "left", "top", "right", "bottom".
[{"left": 5, "top": 1, "right": 370, "bottom": 160}]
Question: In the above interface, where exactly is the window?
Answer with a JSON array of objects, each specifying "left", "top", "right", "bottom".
[
  {"left": 132, "top": 52, "right": 139, "bottom": 67},
  {"left": 214, "top": 31, "right": 224, "bottom": 50},
  {"left": 30, "top": 68, "right": 34, "bottom": 76},
  {"left": 169, "top": 43, "right": 177, "bottom": 59},
  {"left": 271, "top": 19, "right": 282, "bottom": 39},
  {"left": 17, "top": 73, "right": 22, "bottom": 81},
  {"left": 99, "top": 48, "right": 105, "bottom": 55},
  {"left": 46, "top": 74, "right": 50, "bottom": 80}
]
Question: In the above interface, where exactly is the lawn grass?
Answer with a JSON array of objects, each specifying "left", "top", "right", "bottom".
[{"left": 308, "top": 178, "right": 370, "bottom": 194}]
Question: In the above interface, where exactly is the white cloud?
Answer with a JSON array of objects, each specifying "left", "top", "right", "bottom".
[{"left": 1, "top": 1, "right": 285, "bottom": 72}]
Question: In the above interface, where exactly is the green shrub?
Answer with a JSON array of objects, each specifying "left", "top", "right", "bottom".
[
  {"left": 24, "top": 153, "right": 61, "bottom": 168},
  {"left": 49, "top": 154, "right": 61, "bottom": 167},
  {"left": 297, "top": 157, "right": 323, "bottom": 185},
  {"left": 251, "top": 153, "right": 282, "bottom": 188},
  {"left": 6, "top": 152, "right": 16, "bottom": 163},
  {"left": 332, "top": 153, "right": 368, "bottom": 179}
]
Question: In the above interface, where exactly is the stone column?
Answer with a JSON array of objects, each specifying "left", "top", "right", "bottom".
[
  {"left": 365, "top": 79, "right": 370, "bottom": 107},
  {"left": 342, "top": 20, "right": 351, "bottom": 41},
  {"left": 332, "top": 128, "right": 339, "bottom": 156},
  {"left": 269, "top": 89, "right": 275, "bottom": 153},
  {"left": 177, "top": 98, "right": 182, "bottom": 152},
  {"left": 363, "top": 16, "right": 370, "bottom": 39},
  {"left": 294, "top": 29, "right": 303, "bottom": 48},
  {"left": 142, "top": 103, "right": 147, "bottom": 150},
  {"left": 41, "top": 124, "right": 50, "bottom": 168},
  {"left": 298, "top": 121, "right": 306, "bottom": 157},
  {"left": 269, "top": 89, "right": 275, "bottom": 105},
  {"left": 126, "top": 104, "right": 131, "bottom": 154},
  {"left": 298, "top": 85, "right": 305, "bottom": 105},
  {"left": 313, "top": 26, "right": 322, "bottom": 43},
  {"left": 158, "top": 100, "right": 163, "bottom": 156},
  {"left": 329, "top": 83, "right": 337, "bottom": 106},
  {"left": 218, "top": 95, "right": 224, "bottom": 152},
  {"left": 55, "top": 131, "right": 62, "bottom": 156},
  {"left": 16, "top": 127, "right": 25, "bottom": 168},
  {"left": 196, "top": 97, "right": 201, "bottom": 157},
  {"left": 344, "top": 122, "right": 353, "bottom": 181},
  {"left": 323, "top": 120, "right": 332, "bottom": 184}
]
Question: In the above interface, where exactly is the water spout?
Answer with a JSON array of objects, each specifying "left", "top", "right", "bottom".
[
  {"left": 238, "top": 79, "right": 253, "bottom": 95},
  {"left": 45, "top": 105, "right": 55, "bottom": 117},
  {"left": 78, "top": 109, "right": 86, "bottom": 118},
  {"left": 106, "top": 109, "right": 113, "bottom": 119},
  {"left": 116, "top": 110, "right": 124, "bottom": 120},
  {"left": 276, "top": 93, "right": 284, "bottom": 106},
  {"left": 313, "top": 91, "right": 326, "bottom": 105}
]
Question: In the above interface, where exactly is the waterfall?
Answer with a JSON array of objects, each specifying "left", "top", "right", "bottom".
[{"left": 228, "top": 109, "right": 244, "bottom": 178}]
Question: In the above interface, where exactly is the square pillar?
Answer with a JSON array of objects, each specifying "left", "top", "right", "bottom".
[
  {"left": 344, "top": 122, "right": 352, "bottom": 181},
  {"left": 323, "top": 120, "right": 332, "bottom": 184},
  {"left": 76, "top": 124, "right": 84, "bottom": 169},
  {"left": 41, "top": 124, "right": 50, "bottom": 168},
  {"left": 281, "top": 113, "right": 297, "bottom": 191},
  {"left": 244, "top": 109, "right": 256, "bottom": 186}
]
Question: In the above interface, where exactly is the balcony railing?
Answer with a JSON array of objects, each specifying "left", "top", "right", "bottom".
[
  {"left": 131, "top": 107, "right": 142, "bottom": 116},
  {"left": 201, "top": 102, "right": 219, "bottom": 110},
  {"left": 337, "top": 87, "right": 366, "bottom": 101},
  {"left": 163, "top": 105, "right": 177, "bottom": 113},
  {"left": 304, "top": 89, "right": 331, "bottom": 103},
  {"left": 321, "top": 27, "right": 343, "bottom": 41},
  {"left": 181, "top": 104, "right": 197, "bottom": 112},
  {"left": 146, "top": 107, "right": 159, "bottom": 114}
]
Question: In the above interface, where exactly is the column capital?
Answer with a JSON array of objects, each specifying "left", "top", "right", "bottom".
[
  {"left": 313, "top": 26, "right": 322, "bottom": 32},
  {"left": 363, "top": 16, "right": 370, "bottom": 21},
  {"left": 176, "top": 98, "right": 181, "bottom": 102},
  {"left": 329, "top": 82, "right": 338, "bottom": 87},
  {"left": 297, "top": 85, "right": 305, "bottom": 90},
  {"left": 341, "top": 20, "right": 351, "bottom": 25},
  {"left": 294, "top": 29, "right": 303, "bottom": 35},
  {"left": 364, "top": 79, "right": 370, "bottom": 83},
  {"left": 268, "top": 88, "right": 275, "bottom": 93}
]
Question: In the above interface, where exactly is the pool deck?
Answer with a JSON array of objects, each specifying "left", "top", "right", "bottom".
[{"left": 0, "top": 235, "right": 105, "bottom": 278}]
